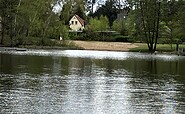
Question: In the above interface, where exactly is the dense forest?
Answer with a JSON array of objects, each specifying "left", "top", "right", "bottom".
[{"left": 0, "top": 0, "right": 185, "bottom": 52}]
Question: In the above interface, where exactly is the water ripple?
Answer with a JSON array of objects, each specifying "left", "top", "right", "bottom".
[{"left": 1, "top": 49, "right": 184, "bottom": 61}]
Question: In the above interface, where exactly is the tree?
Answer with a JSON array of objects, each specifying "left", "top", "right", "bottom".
[
  {"left": 60, "top": 0, "right": 86, "bottom": 23},
  {"left": 86, "top": 0, "right": 96, "bottom": 14},
  {"left": 160, "top": 0, "right": 181, "bottom": 49},
  {"left": 113, "top": 19, "right": 127, "bottom": 35},
  {"left": 0, "top": 0, "right": 19, "bottom": 46},
  {"left": 177, "top": 0, "right": 185, "bottom": 42},
  {"left": 126, "top": 0, "right": 185, "bottom": 51},
  {"left": 125, "top": 7, "right": 143, "bottom": 42},
  {"left": 140, "top": 0, "right": 161, "bottom": 52},
  {"left": 60, "top": 0, "right": 73, "bottom": 24},
  {"left": 0, "top": 0, "right": 66, "bottom": 46},
  {"left": 16, "top": 0, "right": 55, "bottom": 45},
  {"left": 93, "top": 0, "right": 118, "bottom": 28},
  {"left": 87, "top": 15, "right": 109, "bottom": 31},
  {"left": 86, "top": 15, "right": 109, "bottom": 41},
  {"left": 72, "top": 0, "right": 86, "bottom": 19},
  {"left": 173, "top": 0, "right": 185, "bottom": 42},
  {"left": 126, "top": 0, "right": 161, "bottom": 52},
  {"left": 0, "top": 0, "right": 5, "bottom": 44}
]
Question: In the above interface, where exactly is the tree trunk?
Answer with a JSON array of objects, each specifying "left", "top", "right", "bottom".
[
  {"left": 0, "top": 18, "right": 4, "bottom": 45},
  {"left": 14, "top": 0, "right": 22, "bottom": 36},
  {"left": 92, "top": 1, "right": 93, "bottom": 13},
  {"left": 140, "top": 1, "right": 150, "bottom": 50},
  {"left": 139, "top": 1, "right": 161, "bottom": 52},
  {"left": 0, "top": 8, "right": 5, "bottom": 45},
  {"left": 154, "top": 1, "right": 161, "bottom": 51},
  {"left": 10, "top": 17, "right": 14, "bottom": 47}
]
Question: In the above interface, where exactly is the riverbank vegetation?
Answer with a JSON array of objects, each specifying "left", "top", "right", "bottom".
[
  {"left": 130, "top": 44, "right": 185, "bottom": 53},
  {"left": 0, "top": 0, "right": 185, "bottom": 53}
]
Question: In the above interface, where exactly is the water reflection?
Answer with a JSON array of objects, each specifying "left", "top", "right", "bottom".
[{"left": 0, "top": 50, "right": 185, "bottom": 113}]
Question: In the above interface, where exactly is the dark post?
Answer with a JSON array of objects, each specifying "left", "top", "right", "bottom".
[
  {"left": 176, "top": 43, "right": 179, "bottom": 52},
  {"left": 0, "top": 18, "right": 1, "bottom": 44}
]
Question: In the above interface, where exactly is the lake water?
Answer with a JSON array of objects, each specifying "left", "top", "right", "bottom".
[{"left": 0, "top": 49, "right": 185, "bottom": 114}]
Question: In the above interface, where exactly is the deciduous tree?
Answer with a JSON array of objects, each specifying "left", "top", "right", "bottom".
[
  {"left": 87, "top": 15, "right": 109, "bottom": 31},
  {"left": 126, "top": 0, "right": 161, "bottom": 52}
]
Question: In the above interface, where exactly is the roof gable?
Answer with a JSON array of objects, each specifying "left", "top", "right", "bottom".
[{"left": 71, "top": 14, "right": 85, "bottom": 26}]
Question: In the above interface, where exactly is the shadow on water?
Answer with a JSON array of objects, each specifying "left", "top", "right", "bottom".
[{"left": 0, "top": 50, "right": 185, "bottom": 113}]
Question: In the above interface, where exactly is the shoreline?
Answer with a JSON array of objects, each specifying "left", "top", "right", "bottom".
[
  {"left": 0, "top": 40, "right": 141, "bottom": 52},
  {"left": 0, "top": 40, "right": 181, "bottom": 55}
]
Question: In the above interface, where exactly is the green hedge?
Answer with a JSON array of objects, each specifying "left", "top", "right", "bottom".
[{"left": 68, "top": 31, "right": 133, "bottom": 42}]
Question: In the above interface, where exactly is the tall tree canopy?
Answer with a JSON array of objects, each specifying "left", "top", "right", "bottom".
[
  {"left": 1, "top": 0, "right": 185, "bottom": 48},
  {"left": 0, "top": 0, "right": 65, "bottom": 46},
  {"left": 0, "top": 0, "right": 20, "bottom": 45},
  {"left": 92, "top": 0, "right": 118, "bottom": 28},
  {"left": 126, "top": 0, "right": 185, "bottom": 52}
]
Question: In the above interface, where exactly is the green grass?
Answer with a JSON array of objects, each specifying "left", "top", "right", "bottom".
[
  {"left": 129, "top": 43, "right": 149, "bottom": 52},
  {"left": 1, "top": 36, "right": 80, "bottom": 50},
  {"left": 129, "top": 43, "right": 185, "bottom": 53}
]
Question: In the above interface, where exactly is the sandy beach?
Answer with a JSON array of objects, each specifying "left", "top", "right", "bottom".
[{"left": 71, "top": 40, "right": 139, "bottom": 51}]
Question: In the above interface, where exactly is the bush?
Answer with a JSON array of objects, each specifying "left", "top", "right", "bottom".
[
  {"left": 114, "top": 35, "right": 129, "bottom": 42},
  {"left": 68, "top": 31, "right": 134, "bottom": 42}
]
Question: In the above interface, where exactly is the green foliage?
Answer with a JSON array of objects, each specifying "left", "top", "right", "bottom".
[
  {"left": 130, "top": 43, "right": 185, "bottom": 53},
  {"left": 127, "top": 0, "right": 185, "bottom": 52},
  {"left": 87, "top": 15, "right": 109, "bottom": 31},
  {"left": 60, "top": 0, "right": 86, "bottom": 22},
  {"left": 114, "top": 35, "right": 131, "bottom": 42},
  {"left": 0, "top": 0, "right": 70, "bottom": 46},
  {"left": 1, "top": 0, "right": 185, "bottom": 49},
  {"left": 68, "top": 30, "right": 132, "bottom": 42},
  {"left": 176, "top": 1, "right": 185, "bottom": 42},
  {"left": 159, "top": 0, "right": 185, "bottom": 48},
  {"left": 92, "top": 0, "right": 118, "bottom": 27},
  {"left": 60, "top": 25, "right": 69, "bottom": 40},
  {"left": 0, "top": 0, "right": 20, "bottom": 45},
  {"left": 60, "top": 1, "right": 72, "bottom": 24},
  {"left": 112, "top": 19, "right": 127, "bottom": 36},
  {"left": 125, "top": 9, "right": 144, "bottom": 42}
]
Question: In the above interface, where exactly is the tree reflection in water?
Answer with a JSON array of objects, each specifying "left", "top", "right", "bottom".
[{"left": 0, "top": 50, "right": 185, "bottom": 113}]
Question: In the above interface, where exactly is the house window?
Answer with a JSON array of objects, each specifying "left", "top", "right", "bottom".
[
  {"left": 75, "top": 21, "right": 78, "bottom": 25},
  {"left": 71, "top": 21, "right": 74, "bottom": 25}
]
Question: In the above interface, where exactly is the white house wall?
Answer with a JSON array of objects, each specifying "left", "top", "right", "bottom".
[{"left": 69, "top": 16, "right": 84, "bottom": 31}]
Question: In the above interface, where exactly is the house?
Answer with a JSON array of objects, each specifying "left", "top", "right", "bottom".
[
  {"left": 117, "top": 13, "right": 127, "bottom": 21},
  {"left": 116, "top": 8, "right": 129, "bottom": 21},
  {"left": 69, "top": 14, "right": 85, "bottom": 31}
]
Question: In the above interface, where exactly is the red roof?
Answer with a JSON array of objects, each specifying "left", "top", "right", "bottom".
[{"left": 74, "top": 14, "right": 85, "bottom": 26}]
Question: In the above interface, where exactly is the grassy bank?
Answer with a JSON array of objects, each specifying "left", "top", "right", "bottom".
[
  {"left": 130, "top": 43, "right": 185, "bottom": 53},
  {"left": 18, "top": 40, "right": 81, "bottom": 50},
  {"left": 1, "top": 36, "right": 185, "bottom": 54},
  {"left": 0, "top": 37, "right": 81, "bottom": 50}
]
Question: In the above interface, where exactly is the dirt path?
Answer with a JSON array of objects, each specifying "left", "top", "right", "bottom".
[{"left": 71, "top": 40, "right": 139, "bottom": 51}]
